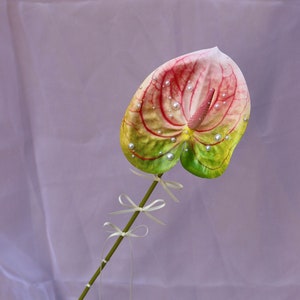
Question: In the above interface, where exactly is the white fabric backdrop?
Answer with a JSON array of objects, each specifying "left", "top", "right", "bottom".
[{"left": 1, "top": 0, "right": 300, "bottom": 299}]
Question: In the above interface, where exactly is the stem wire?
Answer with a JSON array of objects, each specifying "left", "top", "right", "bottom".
[{"left": 78, "top": 174, "right": 163, "bottom": 300}]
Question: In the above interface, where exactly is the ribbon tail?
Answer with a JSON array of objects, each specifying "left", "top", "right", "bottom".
[
  {"left": 144, "top": 212, "right": 166, "bottom": 226},
  {"left": 110, "top": 208, "right": 136, "bottom": 215},
  {"left": 161, "top": 182, "right": 180, "bottom": 202}
]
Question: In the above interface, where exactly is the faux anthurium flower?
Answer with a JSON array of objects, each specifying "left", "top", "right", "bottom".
[
  {"left": 120, "top": 47, "right": 250, "bottom": 178},
  {"left": 79, "top": 48, "right": 251, "bottom": 299}
]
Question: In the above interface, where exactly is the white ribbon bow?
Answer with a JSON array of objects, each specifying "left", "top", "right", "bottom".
[
  {"left": 100, "top": 222, "right": 148, "bottom": 300},
  {"left": 130, "top": 169, "right": 183, "bottom": 202},
  {"left": 103, "top": 222, "right": 149, "bottom": 239},
  {"left": 110, "top": 194, "right": 166, "bottom": 225}
]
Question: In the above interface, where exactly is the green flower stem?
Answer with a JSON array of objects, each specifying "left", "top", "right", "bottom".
[{"left": 78, "top": 174, "right": 163, "bottom": 300}]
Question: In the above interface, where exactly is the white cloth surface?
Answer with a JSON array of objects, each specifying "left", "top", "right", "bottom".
[{"left": 1, "top": 0, "right": 300, "bottom": 299}]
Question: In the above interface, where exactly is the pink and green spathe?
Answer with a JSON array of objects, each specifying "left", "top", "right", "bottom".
[{"left": 120, "top": 47, "right": 250, "bottom": 178}]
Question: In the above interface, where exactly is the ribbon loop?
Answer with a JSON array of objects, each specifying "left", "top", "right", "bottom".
[{"left": 130, "top": 169, "right": 183, "bottom": 202}]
